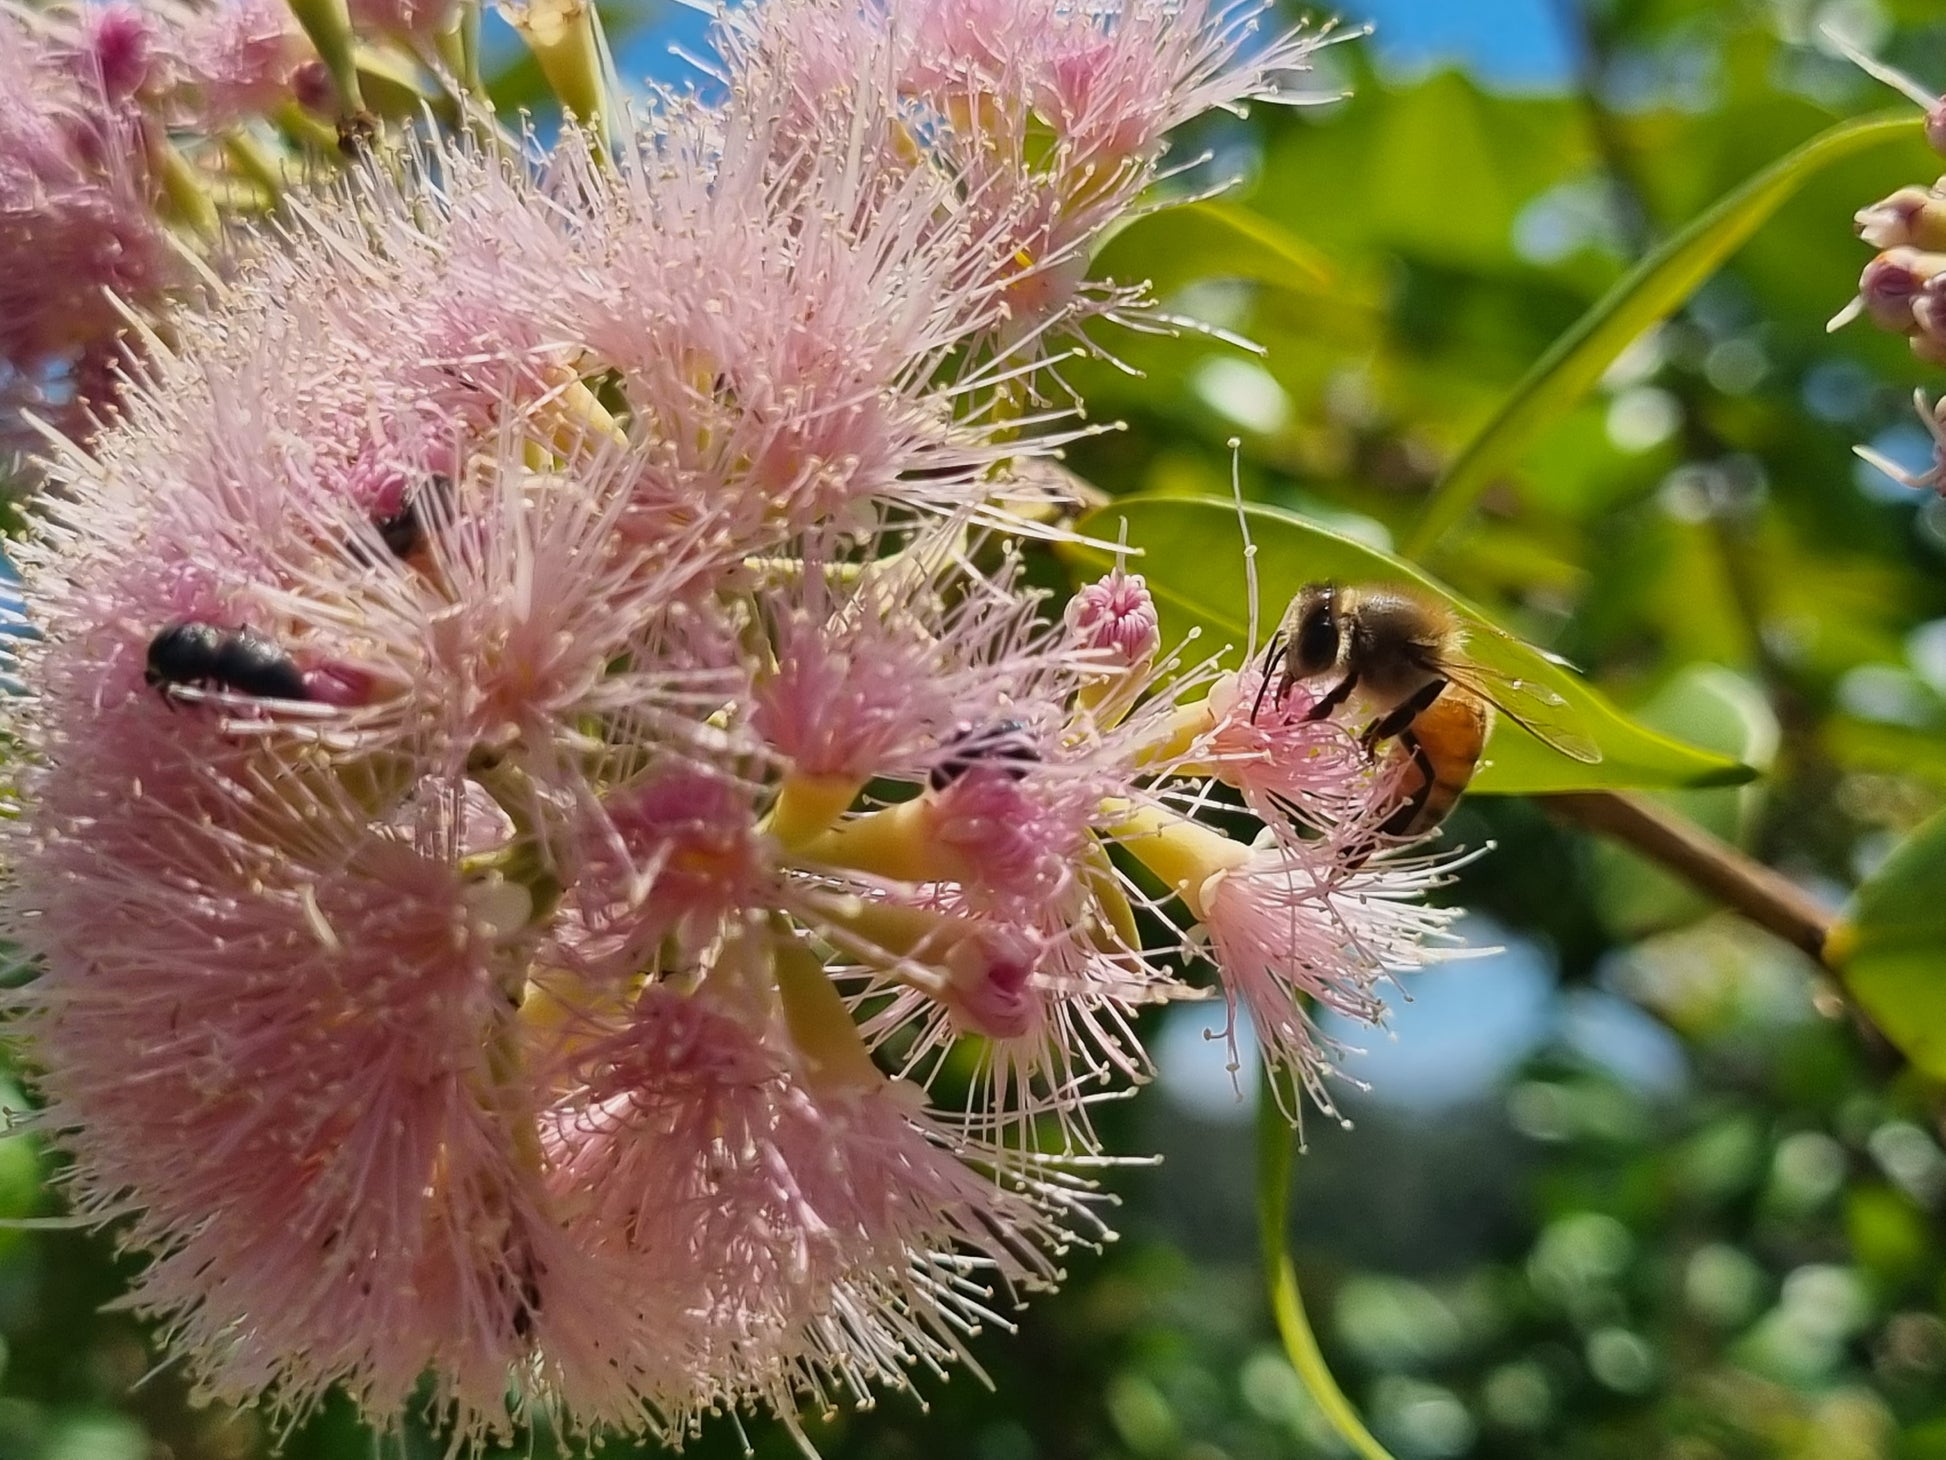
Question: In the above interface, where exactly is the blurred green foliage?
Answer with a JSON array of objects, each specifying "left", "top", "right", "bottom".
[{"left": 8, "top": 2, "right": 1946, "bottom": 1458}]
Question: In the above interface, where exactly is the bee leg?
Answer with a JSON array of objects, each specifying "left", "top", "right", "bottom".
[
  {"left": 1249, "top": 631, "right": 1287, "bottom": 722},
  {"left": 1358, "top": 676, "right": 1447, "bottom": 755},
  {"left": 1377, "top": 728, "right": 1440, "bottom": 838},
  {"left": 1301, "top": 669, "right": 1360, "bottom": 723}
]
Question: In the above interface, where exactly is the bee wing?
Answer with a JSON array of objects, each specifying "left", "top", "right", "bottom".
[{"left": 1439, "top": 658, "right": 1603, "bottom": 765}]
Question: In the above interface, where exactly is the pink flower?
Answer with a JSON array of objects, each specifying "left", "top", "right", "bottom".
[
  {"left": 1195, "top": 835, "right": 1458, "bottom": 1118},
  {"left": 0, "top": 13, "right": 171, "bottom": 374},
  {"left": 562, "top": 768, "right": 771, "bottom": 976},
  {"left": 752, "top": 544, "right": 1063, "bottom": 785},
  {"left": 898, "top": 0, "right": 1331, "bottom": 329},
  {"left": 540, "top": 979, "right": 1083, "bottom": 1426},
  {"left": 0, "top": 2, "right": 1464, "bottom": 1445},
  {"left": 4, "top": 740, "right": 556, "bottom": 1431},
  {"left": 1198, "top": 663, "right": 1377, "bottom": 827},
  {"left": 74, "top": 6, "right": 153, "bottom": 102}
]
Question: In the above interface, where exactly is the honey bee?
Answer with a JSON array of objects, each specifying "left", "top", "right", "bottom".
[{"left": 1254, "top": 582, "right": 1600, "bottom": 839}]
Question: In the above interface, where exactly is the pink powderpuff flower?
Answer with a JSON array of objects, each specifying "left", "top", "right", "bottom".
[
  {"left": 60, "top": 2, "right": 301, "bottom": 125},
  {"left": 0, "top": 12, "right": 172, "bottom": 383},
  {"left": 0, "top": 1, "right": 1470, "bottom": 1448},
  {"left": 1198, "top": 661, "right": 1379, "bottom": 828},
  {"left": 166, "top": 0, "right": 305, "bottom": 128},
  {"left": 808, "top": 661, "right": 1204, "bottom": 1153},
  {"left": 540, "top": 975, "right": 1088, "bottom": 1431},
  {"left": 849, "top": 893, "right": 1169, "bottom": 1155},
  {"left": 886, "top": 0, "right": 1333, "bottom": 330},
  {"left": 818, "top": 883, "right": 1156, "bottom": 1155},
  {"left": 71, "top": 5, "right": 154, "bottom": 102},
  {"left": 751, "top": 533, "right": 1065, "bottom": 787},
  {"left": 564, "top": 91, "right": 1065, "bottom": 547},
  {"left": 1195, "top": 829, "right": 1459, "bottom": 1120},
  {"left": 0, "top": 727, "right": 566, "bottom": 1435},
  {"left": 560, "top": 766, "right": 773, "bottom": 978}
]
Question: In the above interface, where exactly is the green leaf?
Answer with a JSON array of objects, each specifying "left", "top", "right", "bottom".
[
  {"left": 1402, "top": 110, "right": 1923, "bottom": 558},
  {"left": 1256, "top": 1070, "right": 1396, "bottom": 1460},
  {"left": 1831, "top": 807, "right": 1946, "bottom": 1080},
  {"left": 1063, "top": 495, "right": 1754, "bottom": 794},
  {"left": 1093, "top": 199, "right": 1337, "bottom": 300}
]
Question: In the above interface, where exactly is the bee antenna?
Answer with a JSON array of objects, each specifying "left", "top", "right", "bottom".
[{"left": 1251, "top": 630, "right": 1286, "bottom": 723}]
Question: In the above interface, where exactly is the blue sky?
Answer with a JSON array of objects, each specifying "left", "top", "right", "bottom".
[
  {"left": 606, "top": 0, "right": 1578, "bottom": 93},
  {"left": 1346, "top": 0, "right": 1573, "bottom": 89}
]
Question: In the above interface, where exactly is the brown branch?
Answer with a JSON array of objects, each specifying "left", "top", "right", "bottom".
[{"left": 1547, "top": 789, "right": 1834, "bottom": 964}]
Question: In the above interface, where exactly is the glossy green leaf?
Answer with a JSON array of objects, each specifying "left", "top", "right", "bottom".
[
  {"left": 1403, "top": 110, "right": 1922, "bottom": 558},
  {"left": 1094, "top": 199, "right": 1336, "bottom": 300},
  {"left": 1063, "top": 495, "right": 1754, "bottom": 794},
  {"left": 1831, "top": 807, "right": 1946, "bottom": 1080},
  {"left": 1257, "top": 1071, "right": 1395, "bottom": 1460}
]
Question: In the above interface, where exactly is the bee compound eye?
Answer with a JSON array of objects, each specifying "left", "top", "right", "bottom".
[{"left": 1294, "top": 610, "right": 1340, "bottom": 674}]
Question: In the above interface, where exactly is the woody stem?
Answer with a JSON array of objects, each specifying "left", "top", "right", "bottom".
[{"left": 1545, "top": 789, "right": 1832, "bottom": 962}]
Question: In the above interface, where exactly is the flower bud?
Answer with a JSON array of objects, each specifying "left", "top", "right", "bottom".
[
  {"left": 1857, "top": 247, "right": 1946, "bottom": 331},
  {"left": 1913, "top": 274, "right": 1946, "bottom": 365},
  {"left": 83, "top": 6, "right": 153, "bottom": 101},
  {"left": 1066, "top": 568, "right": 1160, "bottom": 666},
  {"left": 1856, "top": 185, "right": 1946, "bottom": 250}
]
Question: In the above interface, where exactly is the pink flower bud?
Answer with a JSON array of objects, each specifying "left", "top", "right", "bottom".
[
  {"left": 1855, "top": 185, "right": 1946, "bottom": 250},
  {"left": 940, "top": 923, "right": 1044, "bottom": 1040},
  {"left": 1857, "top": 247, "right": 1946, "bottom": 330},
  {"left": 1066, "top": 568, "right": 1161, "bottom": 665},
  {"left": 291, "top": 57, "right": 334, "bottom": 114},
  {"left": 83, "top": 7, "right": 153, "bottom": 101}
]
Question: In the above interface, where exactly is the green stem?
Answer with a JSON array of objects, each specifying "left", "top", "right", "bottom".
[
  {"left": 467, "top": 757, "right": 564, "bottom": 927},
  {"left": 1255, "top": 1068, "right": 1396, "bottom": 1460}
]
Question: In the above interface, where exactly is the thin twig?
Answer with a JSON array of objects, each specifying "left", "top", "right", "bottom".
[{"left": 1547, "top": 789, "right": 1834, "bottom": 963}]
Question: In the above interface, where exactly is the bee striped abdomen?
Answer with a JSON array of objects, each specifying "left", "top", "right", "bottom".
[{"left": 1377, "top": 690, "right": 1491, "bottom": 838}]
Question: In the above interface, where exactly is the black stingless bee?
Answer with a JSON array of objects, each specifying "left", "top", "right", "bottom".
[
  {"left": 144, "top": 622, "right": 309, "bottom": 703},
  {"left": 372, "top": 473, "right": 451, "bottom": 561},
  {"left": 929, "top": 718, "right": 1040, "bottom": 792}
]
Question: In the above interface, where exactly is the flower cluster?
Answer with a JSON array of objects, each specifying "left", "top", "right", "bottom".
[
  {"left": 1833, "top": 48, "right": 1946, "bottom": 492},
  {"left": 0, "top": 0, "right": 1458, "bottom": 1449},
  {"left": 0, "top": 0, "right": 563, "bottom": 458}
]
